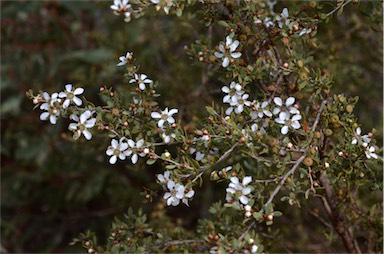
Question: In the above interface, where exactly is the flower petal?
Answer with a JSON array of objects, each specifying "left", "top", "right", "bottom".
[
  {"left": 131, "top": 153, "right": 138, "bottom": 164},
  {"left": 109, "top": 155, "right": 117, "bottom": 164},
  {"left": 83, "top": 130, "right": 92, "bottom": 140},
  {"left": 222, "top": 57, "right": 229, "bottom": 68}
]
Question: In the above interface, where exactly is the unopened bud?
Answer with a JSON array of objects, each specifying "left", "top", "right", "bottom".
[
  {"left": 287, "top": 143, "right": 293, "bottom": 149},
  {"left": 245, "top": 211, "right": 252, "bottom": 217},
  {"left": 248, "top": 238, "right": 255, "bottom": 245},
  {"left": 164, "top": 152, "right": 171, "bottom": 158},
  {"left": 144, "top": 148, "right": 150, "bottom": 154},
  {"left": 324, "top": 162, "right": 330, "bottom": 168},
  {"left": 245, "top": 205, "right": 252, "bottom": 212}
]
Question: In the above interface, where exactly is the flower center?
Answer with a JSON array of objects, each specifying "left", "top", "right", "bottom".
[
  {"left": 79, "top": 124, "right": 86, "bottom": 131},
  {"left": 113, "top": 149, "right": 120, "bottom": 156},
  {"left": 67, "top": 92, "right": 74, "bottom": 100}
]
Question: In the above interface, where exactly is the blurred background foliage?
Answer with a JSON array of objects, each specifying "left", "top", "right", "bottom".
[{"left": 1, "top": 0, "right": 382, "bottom": 252}]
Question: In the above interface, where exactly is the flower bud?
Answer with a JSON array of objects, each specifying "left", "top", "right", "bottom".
[{"left": 303, "top": 157, "right": 313, "bottom": 167}]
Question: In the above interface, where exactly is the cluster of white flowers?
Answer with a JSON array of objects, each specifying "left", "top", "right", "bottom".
[
  {"left": 39, "top": 84, "right": 85, "bottom": 122},
  {"left": 226, "top": 176, "right": 253, "bottom": 205},
  {"left": 106, "top": 138, "right": 146, "bottom": 164},
  {"left": 222, "top": 82, "right": 251, "bottom": 115},
  {"left": 221, "top": 83, "right": 302, "bottom": 135},
  {"left": 157, "top": 171, "right": 195, "bottom": 206},
  {"left": 39, "top": 92, "right": 60, "bottom": 124},
  {"left": 214, "top": 35, "right": 242, "bottom": 68},
  {"left": 255, "top": 7, "right": 313, "bottom": 37},
  {"left": 351, "top": 127, "right": 378, "bottom": 159}
]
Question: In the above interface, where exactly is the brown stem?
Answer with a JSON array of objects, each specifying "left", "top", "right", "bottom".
[{"left": 318, "top": 173, "right": 361, "bottom": 253}]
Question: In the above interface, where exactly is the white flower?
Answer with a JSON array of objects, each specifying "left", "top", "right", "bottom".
[
  {"left": 162, "top": 132, "right": 176, "bottom": 143},
  {"left": 126, "top": 139, "right": 146, "bottom": 164},
  {"left": 276, "top": 8, "right": 290, "bottom": 28},
  {"left": 68, "top": 110, "right": 96, "bottom": 140},
  {"left": 214, "top": 35, "right": 242, "bottom": 68},
  {"left": 163, "top": 181, "right": 194, "bottom": 206},
  {"left": 226, "top": 93, "right": 251, "bottom": 115},
  {"left": 365, "top": 146, "right": 378, "bottom": 159},
  {"left": 157, "top": 171, "right": 171, "bottom": 184},
  {"left": 106, "top": 138, "right": 129, "bottom": 164},
  {"left": 251, "top": 101, "right": 272, "bottom": 119},
  {"left": 255, "top": 16, "right": 274, "bottom": 28},
  {"left": 129, "top": 73, "right": 152, "bottom": 90},
  {"left": 351, "top": 127, "right": 371, "bottom": 147},
  {"left": 40, "top": 92, "right": 60, "bottom": 124},
  {"left": 299, "top": 27, "right": 312, "bottom": 36},
  {"left": 222, "top": 82, "right": 244, "bottom": 103},
  {"left": 116, "top": 52, "right": 133, "bottom": 66},
  {"left": 273, "top": 97, "right": 298, "bottom": 115},
  {"left": 59, "top": 84, "right": 84, "bottom": 108},
  {"left": 151, "top": 107, "right": 178, "bottom": 128},
  {"left": 226, "top": 176, "right": 253, "bottom": 205},
  {"left": 110, "top": 0, "right": 131, "bottom": 12},
  {"left": 190, "top": 148, "right": 205, "bottom": 161},
  {"left": 275, "top": 111, "right": 302, "bottom": 135},
  {"left": 151, "top": 0, "right": 174, "bottom": 14},
  {"left": 223, "top": 166, "right": 232, "bottom": 172}
]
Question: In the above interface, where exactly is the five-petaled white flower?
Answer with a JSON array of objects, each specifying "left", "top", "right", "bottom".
[
  {"left": 40, "top": 92, "right": 60, "bottom": 124},
  {"left": 226, "top": 93, "right": 251, "bottom": 115},
  {"left": 157, "top": 171, "right": 171, "bottom": 184},
  {"left": 222, "top": 82, "right": 244, "bottom": 103},
  {"left": 255, "top": 16, "right": 274, "bottom": 28},
  {"left": 351, "top": 127, "right": 371, "bottom": 147},
  {"left": 214, "top": 35, "right": 242, "bottom": 68},
  {"left": 68, "top": 110, "right": 96, "bottom": 140},
  {"left": 106, "top": 138, "right": 129, "bottom": 164},
  {"left": 110, "top": 0, "right": 131, "bottom": 12},
  {"left": 59, "top": 84, "right": 84, "bottom": 108},
  {"left": 151, "top": 107, "right": 178, "bottom": 128},
  {"left": 163, "top": 180, "right": 195, "bottom": 206},
  {"left": 276, "top": 8, "right": 290, "bottom": 28},
  {"left": 251, "top": 101, "right": 272, "bottom": 119},
  {"left": 273, "top": 97, "right": 299, "bottom": 115},
  {"left": 226, "top": 176, "right": 253, "bottom": 205},
  {"left": 365, "top": 146, "right": 378, "bottom": 159},
  {"left": 274, "top": 111, "right": 302, "bottom": 135},
  {"left": 162, "top": 132, "right": 176, "bottom": 143},
  {"left": 117, "top": 52, "right": 133, "bottom": 66},
  {"left": 129, "top": 73, "right": 152, "bottom": 90},
  {"left": 124, "top": 139, "right": 146, "bottom": 164}
]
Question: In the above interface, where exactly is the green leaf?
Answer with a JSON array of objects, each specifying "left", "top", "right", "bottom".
[
  {"left": 253, "top": 212, "right": 262, "bottom": 221},
  {"left": 146, "top": 159, "right": 157, "bottom": 165},
  {"left": 218, "top": 20, "right": 229, "bottom": 28}
]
